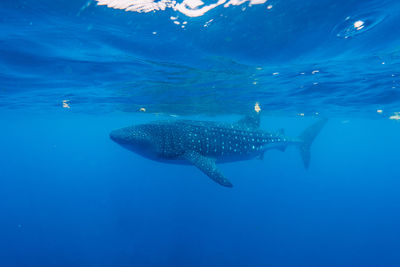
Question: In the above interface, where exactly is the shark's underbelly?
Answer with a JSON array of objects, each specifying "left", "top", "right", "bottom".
[{"left": 157, "top": 150, "right": 261, "bottom": 165}]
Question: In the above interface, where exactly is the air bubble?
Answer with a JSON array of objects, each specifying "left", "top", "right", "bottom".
[{"left": 333, "top": 12, "right": 386, "bottom": 38}]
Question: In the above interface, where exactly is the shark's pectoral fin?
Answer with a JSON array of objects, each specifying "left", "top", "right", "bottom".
[{"left": 184, "top": 151, "right": 233, "bottom": 188}]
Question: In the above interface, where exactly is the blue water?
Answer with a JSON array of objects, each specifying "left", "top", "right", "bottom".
[{"left": 1, "top": 0, "right": 400, "bottom": 266}]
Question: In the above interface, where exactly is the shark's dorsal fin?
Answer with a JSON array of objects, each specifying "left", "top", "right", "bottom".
[
  {"left": 184, "top": 151, "right": 233, "bottom": 188},
  {"left": 237, "top": 112, "right": 260, "bottom": 129}
]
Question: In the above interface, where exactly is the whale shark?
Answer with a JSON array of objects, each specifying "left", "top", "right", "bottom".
[{"left": 110, "top": 113, "right": 327, "bottom": 187}]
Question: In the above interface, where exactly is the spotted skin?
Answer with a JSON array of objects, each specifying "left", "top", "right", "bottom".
[
  {"left": 168, "top": 120, "right": 289, "bottom": 162},
  {"left": 110, "top": 117, "right": 327, "bottom": 187}
]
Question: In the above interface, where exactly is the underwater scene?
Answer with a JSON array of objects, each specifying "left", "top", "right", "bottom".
[{"left": 1, "top": 0, "right": 400, "bottom": 266}]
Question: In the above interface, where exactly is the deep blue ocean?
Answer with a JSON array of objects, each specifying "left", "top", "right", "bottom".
[{"left": 1, "top": 0, "right": 400, "bottom": 266}]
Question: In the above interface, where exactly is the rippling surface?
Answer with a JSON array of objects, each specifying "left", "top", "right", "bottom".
[{"left": 1, "top": 0, "right": 400, "bottom": 118}]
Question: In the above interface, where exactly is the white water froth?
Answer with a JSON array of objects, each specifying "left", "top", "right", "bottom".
[{"left": 96, "top": 0, "right": 269, "bottom": 17}]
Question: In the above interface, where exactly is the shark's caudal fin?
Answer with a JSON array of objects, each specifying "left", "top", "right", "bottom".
[{"left": 297, "top": 119, "right": 328, "bottom": 169}]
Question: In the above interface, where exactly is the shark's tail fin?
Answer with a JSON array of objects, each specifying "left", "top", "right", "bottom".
[{"left": 297, "top": 118, "right": 328, "bottom": 169}]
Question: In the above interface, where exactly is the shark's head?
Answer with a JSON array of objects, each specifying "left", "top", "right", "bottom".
[{"left": 110, "top": 124, "right": 162, "bottom": 160}]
